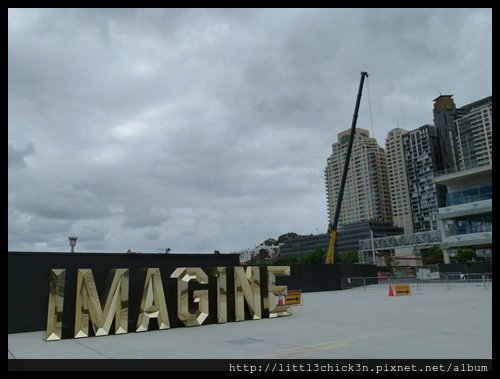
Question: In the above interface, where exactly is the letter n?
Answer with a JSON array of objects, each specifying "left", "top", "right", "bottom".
[{"left": 234, "top": 266, "right": 261, "bottom": 321}]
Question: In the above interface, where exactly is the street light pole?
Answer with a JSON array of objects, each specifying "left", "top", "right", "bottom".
[{"left": 69, "top": 236, "right": 78, "bottom": 253}]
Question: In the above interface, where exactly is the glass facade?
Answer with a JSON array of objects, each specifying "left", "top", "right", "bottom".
[
  {"left": 280, "top": 234, "right": 328, "bottom": 256},
  {"left": 335, "top": 220, "right": 404, "bottom": 256},
  {"left": 446, "top": 184, "right": 492, "bottom": 206},
  {"left": 444, "top": 214, "right": 492, "bottom": 236}
]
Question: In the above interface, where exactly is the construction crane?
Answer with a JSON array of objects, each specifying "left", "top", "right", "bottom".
[{"left": 325, "top": 71, "right": 369, "bottom": 264}]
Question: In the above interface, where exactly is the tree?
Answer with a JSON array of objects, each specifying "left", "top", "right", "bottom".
[
  {"left": 277, "top": 232, "right": 300, "bottom": 244},
  {"left": 271, "top": 249, "right": 325, "bottom": 265},
  {"left": 383, "top": 254, "right": 399, "bottom": 276},
  {"left": 273, "top": 255, "right": 299, "bottom": 265},
  {"left": 339, "top": 251, "right": 359, "bottom": 264},
  {"left": 263, "top": 238, "right": 277, "bottom": 246},
  {"left": 298, "top": 249, "right": 326, "bottom": 264},
  {"left": 259, "top": 249, "right": 269, "bottom": 261},
  {"left": 420, "top": 245, "right": 444, "bottom": 264},
  {"left": 453, "top": 247, "right": 476, "bottom": 274}
]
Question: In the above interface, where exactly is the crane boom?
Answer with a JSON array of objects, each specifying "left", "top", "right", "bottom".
[{"left": 325, "top": 71, "right": 369, "bottom": 264}]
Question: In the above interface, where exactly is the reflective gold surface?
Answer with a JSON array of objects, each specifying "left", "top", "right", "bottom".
[
  {"left": 74, "top": 269, "right": 129, "bottom": 338},
  {"left": 207, "top": 267, "right": 227, "bottom": 323},
  {"left": 42, "top": 264, "right": 294, "bottom": 342},
  {"left": 136, "top": 268, "right": 170, "bottom": 332},
  {"left": 216, "top": 267, "right": 227, "bottom": 323},
  {"left": 45, "top": 269, "right": 65, "bottom": 341},
  {"left": 266, "top": 266, "right": 292, "bottom": 318},
  {"left": 171, "top": 267, "right": 209, "bottom": 327},
  {"left": 234, "top": 266, "right": 261, "bottom": 321},
  {"left": 104, "top": 269, "right": 129, "bottom": 335}
]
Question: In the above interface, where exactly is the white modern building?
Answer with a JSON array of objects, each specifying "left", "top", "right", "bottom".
[{"left": 433, "top": 164, "right": 492, "bottom": 263}]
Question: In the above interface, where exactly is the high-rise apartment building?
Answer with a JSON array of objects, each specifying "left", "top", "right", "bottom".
[
  {"left": 385, "top": 128, "right": 414, "bottom": 234},
  {"left": 432, "top": 94, "right": 493, "bottom": 171},
  {"left": 455, "top": 96, "right": 492, "bottom": 169},
  {"left": 402, "top": 125, "right": 446, "bottom": 232},
  {"left": 325, "top": 128, "right": 392, "bottom": 226},
  {"left": 432, "top": 95, "right": 466, "bottom": 171},
  {"left": 393, "top": 95, "right": 492, "bottom": 235}
]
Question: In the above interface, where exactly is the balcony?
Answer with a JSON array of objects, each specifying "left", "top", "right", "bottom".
[
  {"left": 434, "top": 161, "right": 492, "bottom": 178},
  {"left": 442, "top": 230, "right": 492, "bottom": 248},
  {"left": 446, "top": 184, "right": 491, "bottom": 206},
  {"left": 438, "top": 198, "right": 491, "bottom": 219},
  {"left": 445, "top": 224, "right": 492, "bottom": 237}
]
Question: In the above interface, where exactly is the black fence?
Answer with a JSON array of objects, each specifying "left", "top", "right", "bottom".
[
  {"left": 437, "top": 262, "right": 492, "bottom": 275},
  {"left": 283, "top": 263, "right": 378, "bottom": 292}
]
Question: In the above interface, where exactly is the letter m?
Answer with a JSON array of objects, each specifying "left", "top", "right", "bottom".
[{"left": 74, "top": 269, "right": 129, "bottom": 338}]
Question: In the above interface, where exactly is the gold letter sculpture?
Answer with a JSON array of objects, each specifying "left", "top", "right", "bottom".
[
  {"left": 136, "top": 268, "right": 170, "bottom": 332},
  {"left": 234, "top": 266, "right": 261, "bottom": 321},
  {"left": 74, "top": 268, "right": 129, "bottom": 338},
  {"left": 171, "top": 267, "right": 209, "bottom": 327},
  {"left": 267, "top": 266, "right": 292, "bottom": 318},
  {"left": 207, "top": 267, "right": 227, "bottom": 323},
  {"left": 45, "top": 269, "right": 65, "bottom": 341}
]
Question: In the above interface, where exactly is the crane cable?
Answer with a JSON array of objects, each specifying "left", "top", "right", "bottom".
[{"left": 366, "top": 76, "right": 375, "bottom": 137}]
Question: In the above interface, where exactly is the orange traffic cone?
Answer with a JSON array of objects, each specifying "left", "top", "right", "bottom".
[{"left": 388, "top": 284, "right": 394, "bottom": 297}]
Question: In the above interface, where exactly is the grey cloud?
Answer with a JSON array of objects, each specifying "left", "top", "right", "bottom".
[
  {"left": 72, "top": 222, "right": 110, "bottom": 243},
  {"left": 8, "top": 8, "right": 492, "bottom": 252},
  {"left": 143, "top": 228, "right": 161, "bottom": 241},
  {"left": 8, "top": 143, "right": 35, "bottom": 168},
  {"left": 122, "top": 206, "right": 168, "bottom": 229},
  {"left": 12, "top": 185, "right": 114, "bottom": 220}
]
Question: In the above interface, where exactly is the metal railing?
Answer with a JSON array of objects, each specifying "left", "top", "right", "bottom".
[
  {"left": 341, "top": 273, "right": 492, "bottom": 291},
  {"left": 433, "top": 161, "right": 491, "bottom": 178}
]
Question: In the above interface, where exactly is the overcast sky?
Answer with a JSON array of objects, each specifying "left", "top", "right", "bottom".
[{"left": 8, "top": 8, "right": 492, "bottom": 254}]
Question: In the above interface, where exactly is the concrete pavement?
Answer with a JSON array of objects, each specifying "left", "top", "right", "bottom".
[{"left": 8, "top": 285, "right": 491, "bottom": 359}]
